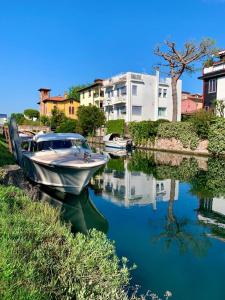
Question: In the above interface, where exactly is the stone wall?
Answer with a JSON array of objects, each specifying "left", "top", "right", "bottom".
[{"left": 136, "top": 138, "right": 209, "bottom": 156}]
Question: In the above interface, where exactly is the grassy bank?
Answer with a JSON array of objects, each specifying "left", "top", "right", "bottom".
[
  {"left": 0, "top": 135, "right": 15, "bottom": 166},
  {"left": 0, "top": 185, "right": 145, "bottom": 300}
]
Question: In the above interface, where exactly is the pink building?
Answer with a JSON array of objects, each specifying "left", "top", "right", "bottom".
[{"left": 181, "top": 92, "right": 203, "bottom": 115}]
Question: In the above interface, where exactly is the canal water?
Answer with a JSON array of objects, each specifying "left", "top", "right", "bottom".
[{"left": 39, "top": 150, "right": 225, "bottom": 300}]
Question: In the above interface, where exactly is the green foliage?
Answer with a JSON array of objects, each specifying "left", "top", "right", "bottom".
[
  {"left": 0, "top": 135, "right": 15, "bottom": 167},
  {"left": 0, "top": 185, "right": 140, "bottom": 300},
  {"left": 157, "top": 122, "right": 199, "bottom": 149},
  {"left": 11, "top": 113, "right": 25, "bottom": 125},
  {"left": 189, "top": 109, "right": 215, "bottom": 139},
  {"left": 40, "top": 115, "right": 51, "bottom": 126},
  {"left": 208, "top": 118, "right": 225, "bottom": 155},
  {"left": 24, "top": 109, "right": 40, "bottom": 120},
  {"left": 77, "top": 105, "right": 105, "bottom": 136},
  {"left": 51, "top": 107, "right": 67, "bottom": 129},
  {"left": 55, "top": 119, "right": 79, "bottom": 133},
  {"left": 68, "top": 84, "right": 89, "bottom": 100},
  {"left": 128, "top": 121, "right": 156, "bottom": 144},
  {"left": 106, "top": 119, "right": 125, "bottom": 135},
  {"left": 213, "top": 99, "right": 225, "bottom": 117},
  {"left": 107, "top": 158, "right": 125, "bottom": 172},
  {"left": 128, "top": 120, "right": 170, "bottom": 145},
  {"left": 128, "top": 151, "right": 156, "bottom": 175}
]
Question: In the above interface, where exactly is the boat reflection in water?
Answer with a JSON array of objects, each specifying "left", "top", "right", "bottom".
[{"left": 39, "top": 186, "right": 109, "bottom": 234}]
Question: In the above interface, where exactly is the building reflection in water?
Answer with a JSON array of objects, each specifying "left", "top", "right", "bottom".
[
  {"left": 38, "top": 186, "right": 109, "bottom": 234},
  {"left": 91, "top": 159, "right": 179, "bottom": 209},
  {"left": 198, "top": 197, "right": 225, "bottom": 241}
]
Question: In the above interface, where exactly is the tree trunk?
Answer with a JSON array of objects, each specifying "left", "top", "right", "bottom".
[
  {"left": 171, "top": 78, "right": 178, "bottom": 122},
  {"left": 168, "top": 179, "right": 176, "bottom": 225}
]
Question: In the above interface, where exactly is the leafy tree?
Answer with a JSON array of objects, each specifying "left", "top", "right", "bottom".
[
  {"left": 55, "top": 119, "right": 79, "bottom": 133},
  {"left": 68, "top": 84, "right": 89, "bottom": 100},
  {"left": 11, "top": 113, "right": 25, "bottom": 125},
  {"left": 24, "top": 109, "right": 40, "bottom": 120},
  {"left": 40, "top": 115, "right": 50, "bottom": 126},
  {"left": 154, "top": 38, "right": 217, "bottom": 121},
  {"left": 50, "top": 107, "right": 67, "bottom": 129},
  {"left": 77, "top": 105, "right": 106, "bottom": 136}
]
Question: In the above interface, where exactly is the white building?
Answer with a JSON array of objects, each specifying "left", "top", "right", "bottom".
[
  {"left": 103, "top": 71, "right": 182, "bottom": 122},
  {"left": 92, "top": 160, "right": 179, "bottom": 209},
  {"left": 0, "top": 114, "right": 7, "bottom": 126}
]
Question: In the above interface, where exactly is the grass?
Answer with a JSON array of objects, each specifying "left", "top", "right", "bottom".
[
  {"left": 0, "top": 135, "right": 15, "bottom": 167},
  {"left": 0, "top": 185, "right": 147, "bottom": 300}
]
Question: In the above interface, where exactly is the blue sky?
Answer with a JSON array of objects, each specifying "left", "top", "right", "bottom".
[{"left": 0, "top": 0, "right": 224, "bottom": 115}]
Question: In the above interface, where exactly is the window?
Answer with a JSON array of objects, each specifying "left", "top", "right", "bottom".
[
  {"left": 69, "top": 106, "right": 71, "bottom": 114},
  {"left": 70, "top": 100, "right": 73, "bottom": 104},
  {"left": 83, "top": 92, "right": 85, "bottom": 99},
  {"left": 208, "top": 79, "right": 216, "bottom": 93},
  {"left": 117, "top": 89, "right": 120, "bottom": 97},
  {"left": 89, "top": 90, "right": 91, "bottom": 97},
  {"left": 132, "top": 85, "right": 137, "bottom": 96},
  {"left": 158, "top": 88, "right": 162, "bottom": 97},
  {"left": 158, "top": 107, "right": 167, "bottom": 117},
  {"left": 163, "top": 89, "right": 167, "bottom": 98},
  {"left": 72, "top": 107, "right": 74, "bottom": 114},
  {"left": 132, "top": 106, "right": 142, "bottom": 115},
  {"left": 107, "top": 91, "right": 110, "bottom": 98},
  {"left": 111, "top": 90, "right": 114, "bottom": 97},
  {"left": 121, "top": 86, "right": 126, "bottom": 95}
]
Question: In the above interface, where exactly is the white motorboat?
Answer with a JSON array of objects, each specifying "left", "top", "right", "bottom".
[
  {"left": 9, "top": 119, "right": 108, "bottom": 195},
  {"left": 103, "top": 133, "right": 133, "bottom": 149}
]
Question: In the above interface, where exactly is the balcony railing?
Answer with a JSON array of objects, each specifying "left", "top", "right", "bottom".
[{"left": 203, "top": 63, "right": 225, "bottom": 74}]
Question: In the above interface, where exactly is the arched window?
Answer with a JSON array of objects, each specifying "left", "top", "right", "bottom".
[
  {"left": 69, "top": 106, "right": 71, "bottom": 114},
  {"left": 72, "top": 107, "right": 74, "bottom": 114}
]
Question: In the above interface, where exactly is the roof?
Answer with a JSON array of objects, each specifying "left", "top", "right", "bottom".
[
  {"left": 33, "top": 133, "right": 85, "bottom": 143},
  {"left": 199, "top": 69, "right": 225, "bottom": 80},
  {"left": 77, "top": 80, "right": 104, "bottom": 92},
  {"left": 37, "top": 96, "right": 79, "bottom": 104}
]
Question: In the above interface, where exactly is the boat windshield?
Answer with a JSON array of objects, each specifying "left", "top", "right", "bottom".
[
  {"left": 37, "top": 140, "right": 73, "bottom": 151},
  {"left": 36, "top": 139, "right": 90, "bottom": 151}
]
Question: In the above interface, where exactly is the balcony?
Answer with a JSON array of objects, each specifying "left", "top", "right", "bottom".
[
  {"left": 203, "top": 62, "right": 225, "bottom": 75},
  {"left": 103, "top": 96, "right": 126, "bottom": 107}
]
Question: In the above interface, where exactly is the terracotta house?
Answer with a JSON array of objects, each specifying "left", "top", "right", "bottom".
[
  {"left": 38, "top": 88, "right": 80, "bottom": 119},
  {"left": 181, "top": 92, "right": 203, "bottom": 115}
]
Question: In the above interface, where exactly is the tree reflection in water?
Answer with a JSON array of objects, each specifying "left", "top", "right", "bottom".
[{"left": 153, "top": 179, "right": 211, "bottom": 257}]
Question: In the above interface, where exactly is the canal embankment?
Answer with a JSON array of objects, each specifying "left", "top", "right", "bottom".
[{"left": 0, "top": 135, "right": 150, "bottom": 300}]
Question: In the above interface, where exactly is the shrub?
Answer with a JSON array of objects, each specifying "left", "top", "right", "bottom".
[
  {"left": 0, "top": 185, "right": 139, "bottom": 300},
  {"left": 157, "top": 122, "right": 199, "bottom": 150},
  {"left": 106, "top": 119, "right": 125, "bottom": 135},
  {"left": 55, "top": 119, "right": 79, "bottom": 133},
  {"left": 189, "top": 109, "right": 215, "bottom": 139},
  {"left": 128, "top": 121, "right": 158, "bottom": 144},
  {"left": 208, "top": 118, "right": 225, "bottom": 155}
]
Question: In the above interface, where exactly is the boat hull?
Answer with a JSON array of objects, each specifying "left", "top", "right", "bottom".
[
  {"left": 104, "top": 141, "right": 127, "bottom": 149},
  {"left": 22, "top": 155, "right": 104, "bottom": 195}
]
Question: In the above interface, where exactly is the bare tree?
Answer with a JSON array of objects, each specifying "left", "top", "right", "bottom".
[{"left": 154, "top": 39, "right": 216, "bottom": 121}]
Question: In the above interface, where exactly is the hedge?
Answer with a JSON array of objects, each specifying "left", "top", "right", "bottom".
[
  {"left": 157, "top": 122, "right": 199, "bottom": 150},
  {"left": 208, "top": 118, "right": 225, "bottom": 155},
  {"left": 106, "top": 119, "right": 125, "bottom": 135}
]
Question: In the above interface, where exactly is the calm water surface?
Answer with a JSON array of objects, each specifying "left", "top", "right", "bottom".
[{"left": 40, "top": 150, "right": 225, "bottom": 300}]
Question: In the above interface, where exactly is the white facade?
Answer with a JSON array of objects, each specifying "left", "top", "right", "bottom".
[
  {"left": 103, "top": 71, "right": 182, "bottom": 122},
  {"left": 92, "top": 161, "right": 179, "bottom": 208},
  {"left": 216, "top": 76, "right": 225, "bottom": 102}
]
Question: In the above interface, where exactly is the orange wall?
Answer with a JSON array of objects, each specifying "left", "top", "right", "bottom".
[{"left": 41, "top": 100, "right": 80, "bottom": 119}]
